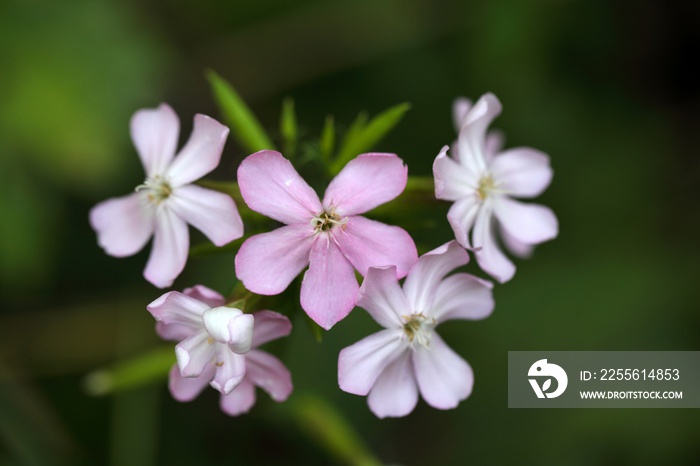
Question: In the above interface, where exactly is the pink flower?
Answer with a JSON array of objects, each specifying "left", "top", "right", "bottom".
[
  {"left": 433, "top": 94, "right": 558, "bottom": 282},
  {"left": 148, "top": 285, "right": 293, "bottom": 415},
  {"left": 90, "top": 104, "right": 244, "bottom": 288},
  {"left": 235, "top": 150, "right": 418, "bottom": 330},
  {"left": 338, "top": 241, "right": 493, "bottom": 418}
]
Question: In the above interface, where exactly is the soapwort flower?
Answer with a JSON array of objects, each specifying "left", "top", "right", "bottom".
[
  {"left": 338, "top": 241, "right": 494, "bottom": 418},
  {"left": 433, "top": 94, "right": 558, "bottom": 282},
  {"left": 148, "top": 285, "right": 293, "bottom": 415},
  {"left": 90, "top": 104, "right": 244, "bottom": 288},
  {"left": 235, "top": 150, "right": 418, "bottom": 330}
]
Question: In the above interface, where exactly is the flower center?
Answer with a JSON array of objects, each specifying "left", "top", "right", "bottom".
[
  {"left": 402, "top": 313, "right": 436, "bottom": 349},
  {"left": 136, "top": 175, "right": 172, "bottom": 205},
  {"left": 311, "top": 207, "right": 348, "bottom": 233},
  {"left": 477, "top": 174, "right": 497, "bottom": 200}
]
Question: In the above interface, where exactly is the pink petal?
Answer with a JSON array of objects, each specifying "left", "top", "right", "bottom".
[
  {"left": 89, "top": 193, "right": 155, "bottom": 257},
  {"left": 413, "top": 333, "right": 473, "bottom": 410},
  {"left": 251, "top": 311, "right": 292, "bottom": 348},
  {"left": 402, "top": 241, "right": 469, "bottom": 314},
  {"left": 210, "top": 345, "right": 246, "bottom": 395},
  {"left": 168, "top": 364, "right": 214, "bottom": 402},
  {"left": 338, "top": 329, "right": 405, "bottom": 396},
  {"left": 300, "top": 236, "right": 359, "bottom": 330},
  {"left": 452, "top": 97, "right": 472, "bottom": 132},
  {"left": 175, "top": 329, "right": 214, "bottom": 378},
  {"left": 499, "top": 225, "right": 534, "bottom": 258},
  {"left": 489, "top": 147, "right": 553, "bottom": 198},
  {"left": 235, "top": 224, "right": 314, "bottom": 295},
  {"left": 457, "top": 93, "right": 502, "bottom": 174},
  {"left": 130, "top": 103, "right": 179, "bottom": 177},
  {"left": 183, "top": 285, "right": 226, "bottom": 308},
  {"left": 220, "top": 378, "right": 256, "bottom": 416},
  {"left": 334, "top": 216, "right": 417, "bottom": 279},
  {"left": 143, "top": 207, "right": 189, "bottom": 288},
  {"left": 484, "top": 130, "right": 504, "bottom": 160},
  {"left": 493, "top": 197, "right": 558, "bottom": 245},
  {"left": 147, "top": 291, "right": 210, "bottom": 341},
  {"left": 169, "top": 184, "right": 243, "bottom": 247},
  {"left": 473, "top": 203, "right": 515, "bottom": 283},
  {"left": 356, "top": 266, "right": 408, "bottom": 329},
  {"left": 446, "top": 196, "right": 480, "bottom": 249},
  {"left": 433, "top": 146, "right": 478, "bottom": 201},
  {"left": 431, "top": 273, "right": 494, "bottom": 322},
  {"left": 367, "top": 352, "right": 418, "bottom": 418},
  {"left": 246, "top": 350, "right": 293, "bottom": 402},
  {"left": 166, "top": 114, "right": 229, "bottom": 186},
  {"left": 237, "top": 150, "right": 322, "bottom": 224},
  {"left": 202, "top": 307, "right": 253, "bottom": 353},
  {"left": 323, "top": 153, "right": 407, "bottom": 216}
]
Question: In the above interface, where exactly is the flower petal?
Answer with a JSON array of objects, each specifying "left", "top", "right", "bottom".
[
  {"left": 356, "top": 266, "right": 408, "bottom": 329},
  {"left": 220, "top": 379, "right": 256, "bottom": 416},
  {"left": 147, "top": 291, "right": 210, "bottom": 341},
  {"left": 166, "top": 114, "right": 229, "bottom": 186},
  {"left": 89, "top": 193, "right": 155, "bottom": 257},
  {"left": 338, "top": 329, "right": 405, "bottom": 396},
  {"left": 367, "top": 352, "right": 418, "bottom": 418},
  {"left": 237, "top": 150, "right": 322, "bottom": 224},
  {"left": 446, "top": 196, "right": 480, "bottom": 249},
  {"left": 251, "top": 311, "right": 292, "bottom": 348},
  {"left": 431, "top": 273, "right": 494, "bottom": 322},
  {"left": 413, "top": 333, "right": 473, "bottom": 410},
  {"left": 402, "top": 241, "right": 469, "bottom": 315},
  {"left": 473, "top": 202, "right": 515, "bottom": 283},
  {"left": 499, "top": 225, "right": 534, "bottom": 258},
  {"left": 143, "top": 207, "right": 189, "bottom": 288},
  {"left": 175, "top": 329, "right": 214, "bottom": 378},
  {"left": 323, "top": 153, "right": 407, "bottom": 216},
  {"left": 490, "top": 147, "right": 553, "bottom": 198},
  {"left": 130, "top": 103, "right": 179, "bottom": 177},
  {"left": 334, "top": 216, "right": 417, "bottom": 279},
  {"left": 457, "top": 93, "right": 502, "bottom": 174},
  {"left": 452, "top": 97, "right": 472, "bottom": 132},
  {"left": 246, "top": 350, "right": 293, "bottom": 402},
  {"left": 168, "top": 364, "right": 214, "bottom": 402},
  {"left": 235, "top": 224, "right": 314, "bottom": 295},
  {"left": 210, "top": 346, "right": 246, "bottom": 395},
  {"left": 493, "top": 197, "right": 558, "bottom": 245},
  {"left": 202, "top": 307, "right": 254, "bottom": 354},
  {"left": 300, "top": 236, "right": 359, "bottom": 330},
  {"left": 433, "top": 146, "right": 477, "bottom": 201},
  {"left": 183, "top": 285, "right": 226, "bottom": 308},
  {"left": 169, "top": 184, "right": 243, "bottom": 246}
]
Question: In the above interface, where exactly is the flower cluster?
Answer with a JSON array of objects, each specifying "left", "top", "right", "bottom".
[{"left": 91, "top": 92, "right": 556, "bottom": 417}]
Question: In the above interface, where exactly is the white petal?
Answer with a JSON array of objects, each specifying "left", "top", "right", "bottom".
[
  {"left": 182, "top": 285, "right": 226, "bottom": 308},
  {"left": 169, "top": 184, "right": 243, "bottom": 246},
  {"left": 413, "top": 333, "right": 473, "bottom": 410},
  {"left": 143, "top": 207, "right": 189, "bottom": 288},
  {"left": 168, "top": 364, "right": 214, "bottom": 402},
  {"left": 499, "top": 224, "right": 534, "bottom": 258},
  {"left": 457, "top": 93, "right": 502, "bottom": 174},
  {"left": 446, "top": 196, "right": 481, "bottom": 249},
  {"left": 246, "top": 350, "right": 293, "bottom": 402},
  {"left": 493, "top": 197, "right": 558, "bottom": 245},
  {"left": 367, "top": 352, "right": 418, "bottom": 418},
  {"left": 452, "top": 97, "right": 472, "bottom": 132},
  {"left": 202, "top": 307, "right": 253, "bottom": 354},
  {"left": 89, "top": 193, "right": 155, "bottom": 257},
  {"left": 472, "top": 202, "right": 515, "bottom": 283},
  {"left": 130, "top": 103, "right": 179, "bottom": 177},
  {"left": 433, "top": 145, "right": 477, "bottom": 201},
  {"left": 489, "top": 147, "right": 552, "bottom": 198},
  {"left": 210, "top": 345, "right": 246, "bottom": 395},
  {"left": 402, "top": 241, "right": 469, "bottom": 315},
  {"left": 220, "top": 379, "right": 256, "bottom": 416},
  {"left": 431, "top": 273, "right": 494, "bottom": 322},
  {"left": 175, "top": 329, "right": 215, "bottom": 378},
  {"left": 338, "top": 329, "right": 405, "bottom": 396},
  {"left": 147, "top": 291, "right": 210, "bottom": 340},
  {"left": 356, "top": 266, "right": 408, "bottom": 329}
]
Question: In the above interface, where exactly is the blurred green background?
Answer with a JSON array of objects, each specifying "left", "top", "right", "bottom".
[{"left": 1, "top": 0, "right": 699, "bottom": 464}]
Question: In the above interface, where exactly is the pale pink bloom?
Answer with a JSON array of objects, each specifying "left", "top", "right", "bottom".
[
  {"left": 90, "top": 104, "right": 244, "bottom": 288},
  {"left": 235, "top": 150, "right": 418, "bottom": 330},
  {"left": 338, "top": 241, "right": 493, "bottom": 418},
  {"left": 149, "top": 285, "right": 293, "bottom": 416},
  {"left": 433, "top": 94, "right": 558, "bottom": 283}
]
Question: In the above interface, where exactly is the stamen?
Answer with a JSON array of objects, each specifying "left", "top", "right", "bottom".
[
  {"left": 477, "top": 174, "right": 497, "bottom": 200},
  {"left": 310, "top": 206, "right": 348, "bottom": 233},
  {"left": 135, "top": 175, "right": 173, "bottom": 204},
  {"left": 402, "top": 313, "right": 436, "bottom": 349}
]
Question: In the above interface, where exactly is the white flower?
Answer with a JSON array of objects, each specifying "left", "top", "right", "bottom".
[{"left": 433, "top": 93, "right": 558, "bottom": 282}]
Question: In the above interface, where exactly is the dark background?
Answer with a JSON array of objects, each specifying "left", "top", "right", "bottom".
[{"left": 1, "top": 0, "right": 699, "bottom": 464}]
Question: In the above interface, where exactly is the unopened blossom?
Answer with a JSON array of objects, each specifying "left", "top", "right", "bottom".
[
  {"left": 90, "top": 104, "right": 244, "bottom": 288},
  {"left": 150, "top": 285, "right": 293, "bottom": 415},
  {"left": 235, "top": 150, "right": 418, "bottom": 330},
  {"left": 338, "top": 241, "right": 494, "bottom": 418},
  {"left": 433, "top": 93, "right": 558, "bottom": 282}
]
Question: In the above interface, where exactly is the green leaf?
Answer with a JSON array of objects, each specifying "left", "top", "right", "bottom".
[
  {"left": 319, "top": 114, "right": 335, "bottom": 165},
  {"left": 206, "top": 70, "right": 276, "bottom": 153},
  {"left": 83, "top": 346, "right": 174, "bottom": 396},
  {"left": 330, "top": 102, "right": 411, "bottom": 174},
  {"left": 280, "top": 97, "right": 298, "bottom": 158}
]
